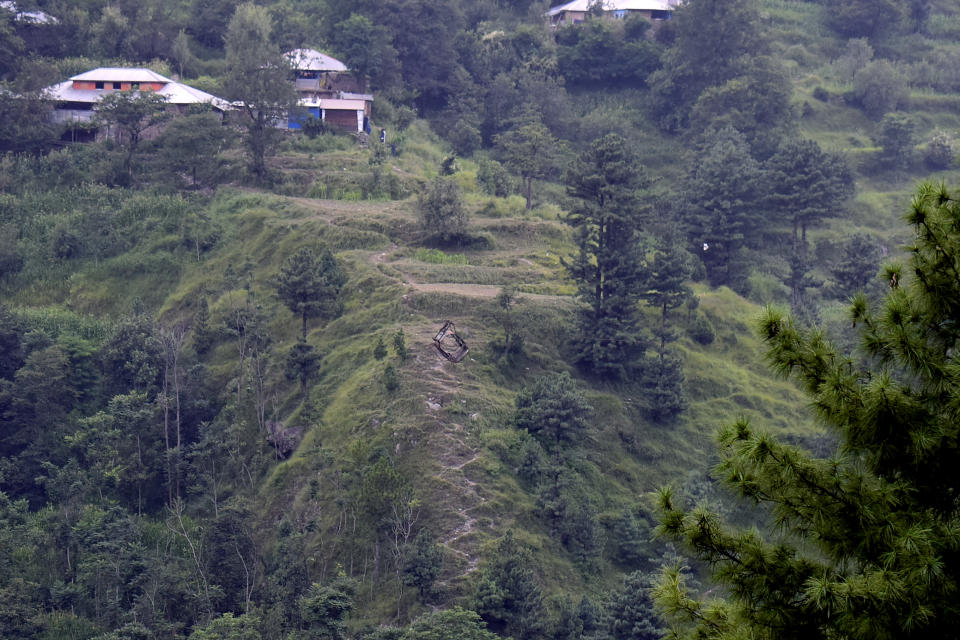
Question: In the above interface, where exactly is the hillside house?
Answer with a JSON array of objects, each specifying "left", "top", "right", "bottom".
[
  {"left": 547, "top": 0, "right": 680, "bottom": 27},
  {"left": 44, "top": 68, "right": 230, "bottom": 141},
  {"left": 0, "top": 0, "right": 57, "bottom": 24},
  {"left": 284, "top": 48, "right": 373, "bottom": 133}
]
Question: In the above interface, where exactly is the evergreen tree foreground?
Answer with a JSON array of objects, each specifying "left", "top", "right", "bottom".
[{"left": 654, "top": 181, "right": 960, "bottom": 639}]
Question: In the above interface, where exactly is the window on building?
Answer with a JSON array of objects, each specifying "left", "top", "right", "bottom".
[
  {"left": 95, "top": 81, "right": 104, "bottom": 89},
  {"left": 112, "top": 82, "right": 121, "bottom": 90}
]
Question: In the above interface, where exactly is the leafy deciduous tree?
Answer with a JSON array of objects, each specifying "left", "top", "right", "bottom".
[
  {"left": 299, "top": 577, "right": 355, "bottom": 640},
  {"left": 828, "top": 0, "right": 904, "bottom": 38},
  {"left": 495, "top": 119, "right": 561, "bottom": 210},
  {"left": 94, "top": 90, "right": 169, "bottom": 186},
  {"left": 157, "top": 110, "right": 227, "bottom": 189},
  {"left": 223, "top": 2, "right": 298, "bottom": 183},
  {"left": 417, "top": 177, "right": 467, "bottom": 244},
  {"left": 648, "top": 0, "right": 769, "bottom": 132},
  {"left": 331, "top": 13, "right": 399, "bottom": 92},
  {"left": 853, "top": 60, "right": 908, "bottom": 117},
  {"left": 402, "top": 607, "right": 497, "bottom": 640}
]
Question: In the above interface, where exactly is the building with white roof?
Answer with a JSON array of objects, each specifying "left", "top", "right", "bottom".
[
  {"left": 547, "top": 0, "right": 680, "bottom": 27},
  {"left": 283, "top": 49, "right": 373, "bottom": 133},
  {"left": 43, "top": 67, "right": 231, "bottom": 141}
]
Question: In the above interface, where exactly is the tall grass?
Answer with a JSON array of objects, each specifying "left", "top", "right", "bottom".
[{"left": 14, "top": 307, "right": 111, "bottom": 343}]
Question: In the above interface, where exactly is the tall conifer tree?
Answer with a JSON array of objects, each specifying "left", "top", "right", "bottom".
[
  {"left": 641, "top": 240, "right": 694, "bottom": 420},
  {"left": 565, "top": 134, "right": 651, "bottom": 379}
]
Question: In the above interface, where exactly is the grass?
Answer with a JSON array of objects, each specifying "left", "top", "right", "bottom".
[
  {"left": 16, "top": 3, "right": 960, "bottom": 622},
  {"left": 413, "top": 248, "right": 470, "bottom": 265}
]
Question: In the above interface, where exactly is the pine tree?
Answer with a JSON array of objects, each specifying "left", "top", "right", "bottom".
[
  {"left": 641, "top": 240, "right": 694, "bottom": 421},
  {"left": 764, "top": 138, "right": 854, "bottom": 257},
  {"left": 654, "top": 181, "right": 960, "bottom": 640},
  {"left": 473, "top": 531, "right": 546, "bottom": 640},
  {"left": 565, "top": 134, "right": 652, "bottom": 379},
  {"left": 606, "top": 571, "right": 665, "bottom": 640},
  {"left": 275, "top": 246, "right": 346, "bottom": 339},
  {"left": 514, "top": 372, "right": 592, "bottom": 453},
  {"left": 782, "top": 247, "right": 821, "bottom": 322},
  {"left": 682, "top": 126, "right": 762, "bottom": 290},
  {"left": 285, "top": 338, "right": 320, "bottom": 397},
  {"left": 393, "top": 328, "right": 408, "bottom": 361},
  {"left": 373, "top": 336, "right": 387, "bottom": 360},
  {"left": 402, "top": 530, "right": 443, "bottom": 601},
  {"left": 831, "top": 233, "right": 884, "bottom": 299},
  {"left": 192, "top": 298, "right": 215, "bottom": 355}
]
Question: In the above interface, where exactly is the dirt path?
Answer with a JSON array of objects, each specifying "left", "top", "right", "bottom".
[
  {"left": 369, "top": 248, "right": 572, "bottom": 302},
  {"left": 405, "top": 344, "right": 489, "bottom": 576}
]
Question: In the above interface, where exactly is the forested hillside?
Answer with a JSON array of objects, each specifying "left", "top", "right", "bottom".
[{"left": 2, "top": 0, "right": 960, "bottom": 638}]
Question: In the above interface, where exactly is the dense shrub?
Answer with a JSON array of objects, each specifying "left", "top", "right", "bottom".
[
  {"left": 417, "top": 176, "right": 467, "bottom": 244},
  {"left": 853, "top": 60, "right": 908, "bottom": 117},
  {"left": 687, "top": 314, "right": 716, "bottom": 345},
  {"left": 477, "top": 159, "right": 516, "bottom": 198}
]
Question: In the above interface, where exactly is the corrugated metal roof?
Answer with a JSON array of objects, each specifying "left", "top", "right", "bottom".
[
  {"left": 71, "top": 67, "right": 172, "bottom": 83},
  {"left": 285, "top": 48, "right": 349, "bottom": 72},
  {"left": 338, "top": 92, "right": 374, "bottom": 101},
  {"left": 547, "top": 0, "right": 676, "bottom": 16},
  {"left": 298, "top": 97, "right": 368, "bottom": 110},
  {"left": 157, "top": 82, "right": 231, "bottom": 110}
]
